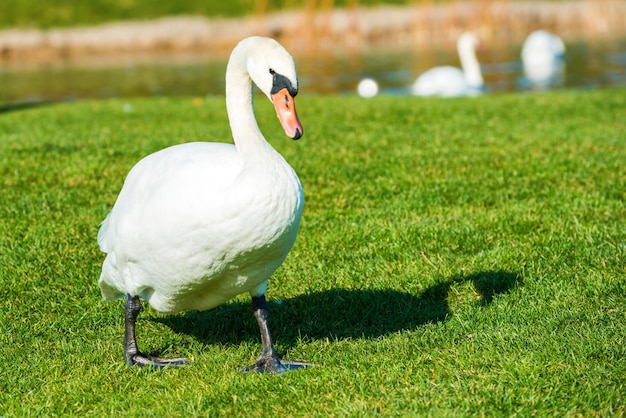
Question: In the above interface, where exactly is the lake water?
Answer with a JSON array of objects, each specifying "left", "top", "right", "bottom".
[{"left": 1, "top": 36, "right": 625, "bottom": 105}]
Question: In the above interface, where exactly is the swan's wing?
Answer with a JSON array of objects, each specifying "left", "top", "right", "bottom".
[{"left": 97, "top": 142, "right": 241, "bottom": 255}]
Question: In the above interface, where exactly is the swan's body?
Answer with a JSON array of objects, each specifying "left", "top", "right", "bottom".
[
  {"left": 98, "top": 36, "right": 307, "bottom": 373},
  {"left": 412, "top": 32, "right": 483, "bottom": 97},
  {"left": 521, "top": 30, "right": 566, "bottom": 87},
  {"left": 98, "top": 141, "right": 302, "bottom": 313}
]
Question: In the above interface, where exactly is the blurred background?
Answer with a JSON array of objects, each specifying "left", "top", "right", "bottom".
[{"left": 0, "top": 0, "right": 625, "bottom": 104}]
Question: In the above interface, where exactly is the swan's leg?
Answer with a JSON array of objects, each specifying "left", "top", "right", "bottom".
[
  {"left": 124, "top": 294, "right": 188, "bottom": 369},
  {"left": 241, "top": 294, "right": 309, "bottom": 374}
]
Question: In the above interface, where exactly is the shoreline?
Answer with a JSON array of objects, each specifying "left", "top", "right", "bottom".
[{"left": 1, "top": 1, "right": 625, "bottom": 65}]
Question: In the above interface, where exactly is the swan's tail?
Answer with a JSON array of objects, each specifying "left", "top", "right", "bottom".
[
  {"left": 98, "top": 252, "right": 126, "bottom": 301},
  {"left": 97, "top": 212, "right": 111, "bottom": 253}
]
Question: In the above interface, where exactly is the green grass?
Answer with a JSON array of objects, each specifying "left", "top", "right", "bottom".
[
  {"left": 1, "top": 89, "right": 625, "bottom": 416},
  {"left": 0, "top": 0, "right": 576, "bottom": 30},
  {"left": 0, "top": 0, "right": 409, "bottom": 29}
]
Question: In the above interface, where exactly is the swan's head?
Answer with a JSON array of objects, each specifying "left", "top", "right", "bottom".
[{"left": 242, "top": 37, "right": 303, "bottom": 140}]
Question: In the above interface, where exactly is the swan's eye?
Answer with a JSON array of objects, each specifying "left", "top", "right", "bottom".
[{"left": 269, "top": 68, "right": 276, "bottom": 75}]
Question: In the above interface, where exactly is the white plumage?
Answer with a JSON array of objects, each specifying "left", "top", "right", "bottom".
[
  {"left": 357, "top": 78, "right": 379, "bottom": 98},
  {"left": 98, "top": 141, "right": 302, "bottom": 313},
  {"left": 97, "top": 36, "right": 307, "bottom": 372},
  {"left": 521, "top": 30, "right": 566, "bottom": 87}
]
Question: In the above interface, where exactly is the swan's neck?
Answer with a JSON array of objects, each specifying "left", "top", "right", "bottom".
[
  {"left": 225, "top": 50, "right": 274, "bottom": 160},
  {"left": 458, "top": 41, "right": 483, "bottom": 87}
]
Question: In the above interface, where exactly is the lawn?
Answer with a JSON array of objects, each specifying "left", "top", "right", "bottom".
[{"left": 0, "top": 89, "right": 624, "bottom": 416}]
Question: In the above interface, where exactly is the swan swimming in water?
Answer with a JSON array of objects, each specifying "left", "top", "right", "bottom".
[
  {"left": 412, "top": 32, "right": 484, "bottom": 97},
  {"left": 98, "top": 36, "right": 308, "bottom": 373},
  {"left": 521, "top": 30, "right": 566, "bottom": 89}
]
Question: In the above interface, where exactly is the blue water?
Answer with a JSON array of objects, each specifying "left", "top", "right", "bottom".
[{"left": 0, "top": 37, "right": 624, "bottom": 105}]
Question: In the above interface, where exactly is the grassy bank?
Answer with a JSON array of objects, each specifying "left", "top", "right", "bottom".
[
  {"left": 0, "top": 89, "right": 624, "bottom": 415},
  {"left": 0, "top": 0, "right": 598, "bottom": 33},
  {"left": 0, "top": 0, "right": 406, "bottom": 29}
]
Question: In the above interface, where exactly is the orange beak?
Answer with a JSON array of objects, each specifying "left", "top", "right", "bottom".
[{"left": 271, "top": 88, "right": 303, "bottom": 140}]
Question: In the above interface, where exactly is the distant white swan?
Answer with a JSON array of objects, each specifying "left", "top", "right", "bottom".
[
  {"left": 357, "top": 78, "right": 379, "bottom": 98},
  {"left": 412, "top": 32, "right": 483, "bottom": 97},
  {"left": 521, "top": 30, "right": 566, "bottom": 88},
  {"left": 98, "top": 36, "right": 308, "bottom": 374}
]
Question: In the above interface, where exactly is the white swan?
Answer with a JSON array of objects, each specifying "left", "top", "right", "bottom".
[
  {"left": 412, "top": 32, "right": 483, "bottom": 97},
  {"left": 98, "top": 36, "right": 307, "bottom": 373},
  {"left": 521, "top": 30, "right": 566, "bottom": 88}
]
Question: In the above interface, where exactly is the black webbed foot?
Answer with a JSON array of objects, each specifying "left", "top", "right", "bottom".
[
  {"left": 123, "top": 294, "right": 188, "bottom": 370},
  {"left": 241, "top": 353, "right": 309, "bottom": 374},
  {"left": 241, "top": 294, "right": 310, "bottom": 374},
  {"left": 126, "top": 352, "right": 188, "bottom": 369}
]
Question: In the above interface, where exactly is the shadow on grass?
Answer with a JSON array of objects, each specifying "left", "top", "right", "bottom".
[
  {"left": 157, "top": 271, "right": 522, "bottom": 347},
  {"left": 0, "top": 100, "right": 50, "bottom": 114}
]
